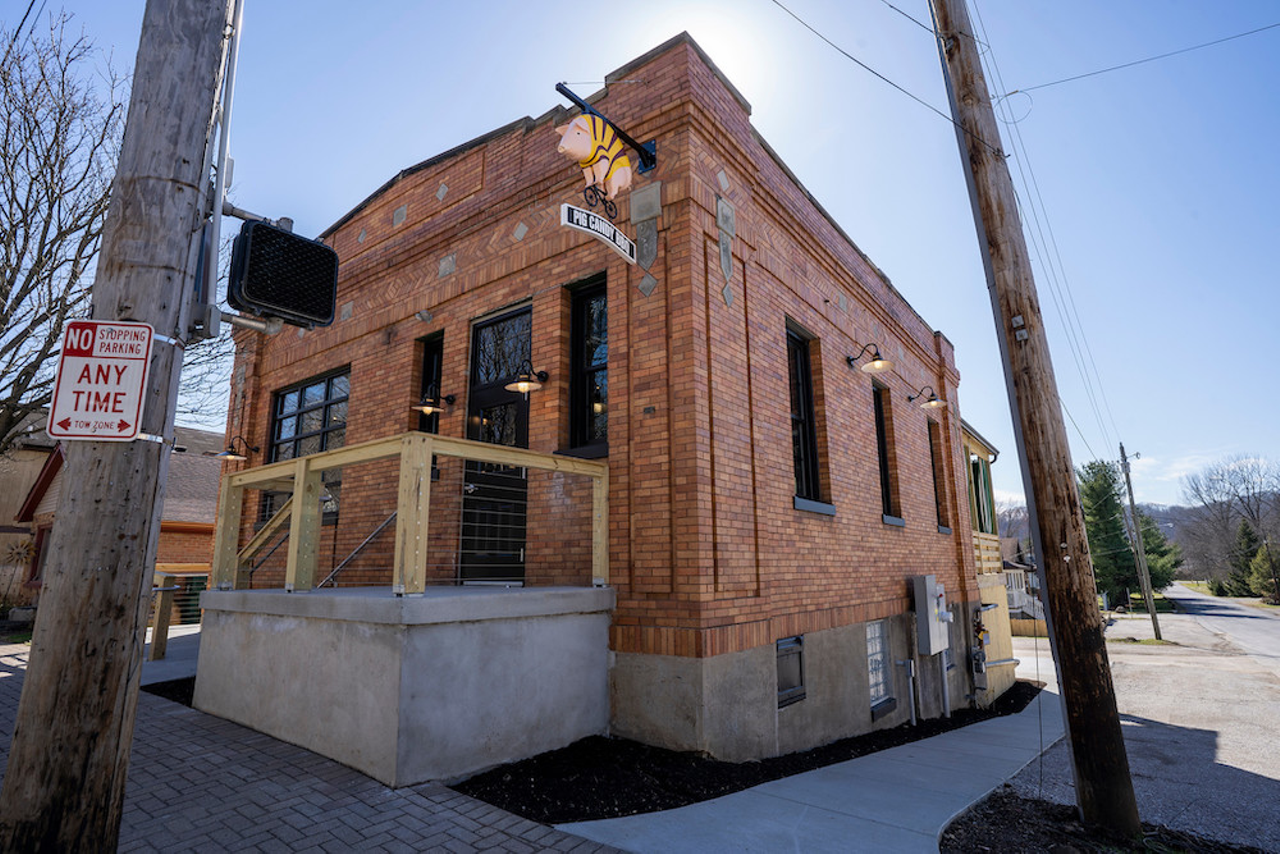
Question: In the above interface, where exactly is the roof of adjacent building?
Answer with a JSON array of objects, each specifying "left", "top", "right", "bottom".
[{"left": 14, "top": 425, "right": 224, "bottom": 525}]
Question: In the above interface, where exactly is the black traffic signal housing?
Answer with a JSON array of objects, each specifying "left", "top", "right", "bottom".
[{"left": 228, "top": 220, "right": 339, "bottom": 328}]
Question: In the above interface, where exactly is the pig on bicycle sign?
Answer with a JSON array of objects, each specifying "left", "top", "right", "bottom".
[{"left": 47, "top": 320, "right": 154, "bottom": 441}]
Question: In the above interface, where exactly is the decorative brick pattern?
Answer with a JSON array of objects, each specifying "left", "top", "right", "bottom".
[{"left": 224, "top": 34, "right": 979, "bottom": 670}]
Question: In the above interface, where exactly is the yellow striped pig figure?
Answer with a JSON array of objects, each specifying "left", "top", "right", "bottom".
[{"left": 555, "top": 114, "right": 634, "bottom": 200}]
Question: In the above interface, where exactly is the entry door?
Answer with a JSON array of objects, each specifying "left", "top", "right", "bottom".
[{"left": 461, "top": 308, "right": 531, "bottom": 583}]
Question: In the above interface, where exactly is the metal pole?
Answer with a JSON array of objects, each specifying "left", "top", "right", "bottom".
[{"left": 191, "top": 0, "right": 245, "bottom": 341}]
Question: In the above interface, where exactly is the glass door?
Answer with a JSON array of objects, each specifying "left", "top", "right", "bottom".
[{"left": 461, "top": 308, "right": 531, "bottom": 583}]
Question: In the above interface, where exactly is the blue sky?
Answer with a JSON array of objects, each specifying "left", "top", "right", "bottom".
[{"left": 43, "top": 0, "right": 1280, "bottom": 506}]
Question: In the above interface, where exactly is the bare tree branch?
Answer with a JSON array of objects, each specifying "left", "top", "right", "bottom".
[
  {"left": 0, "top": 12, "right": 238, "bottom": 448},
  {"left": 1180, "top": 455, "right": 1280, "bottom": 579},
  {"left": 0, "top": 12, "right": 122, "bottom": 453}
]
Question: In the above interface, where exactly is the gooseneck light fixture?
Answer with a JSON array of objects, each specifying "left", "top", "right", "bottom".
[
  {"left": 846, "top": 343, "right": 894, "bottom": 374},
  {"left": 214, "top": 435, "right": 259, "bottom": 461},
  {"left": 907, "top": 385, "right": 947, "bottom": 410},
  {"left": 504, "top": 359, "right": 549, "bottom": 394},
  {"left": 412, "top": 383, "right": 456, "bottom": 415}
]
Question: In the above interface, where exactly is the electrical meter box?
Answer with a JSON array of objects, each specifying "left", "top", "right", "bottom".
[{"left": 912, "top": 574, "right": 952, "bottom": 655}]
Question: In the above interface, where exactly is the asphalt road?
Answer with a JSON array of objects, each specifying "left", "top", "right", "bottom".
[
  {"left": 1007, "top": 584, "right": 1280, "bottom": 850},
  {"left": 1163, "top": 582, "right": 1280, "bottom": 680}
]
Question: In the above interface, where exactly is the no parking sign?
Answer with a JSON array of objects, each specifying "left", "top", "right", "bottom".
[{"left": 46, "top": 320, "right": 153, "bottom": 441}]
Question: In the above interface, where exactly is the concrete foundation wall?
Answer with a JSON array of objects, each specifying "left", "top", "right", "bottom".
[
  {"left": 975, "top": 573, "right": 1018, "bottom": 705},
  {"left": 612, "top": 612, "right": 959, "bottom": 762},
  {"left": 913, "top": 604, "right": 973, "bottom": 721},
  {"left": 195, "top": 586, "right": 614, "bottom": 786}
]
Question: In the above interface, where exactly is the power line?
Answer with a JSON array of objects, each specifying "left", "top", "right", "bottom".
[
  {"left": 971, "top": 0, "right": 1122, "bottom": 455},
  {"left": 767, "top": 0, "right": 1001, "bottom": 155},
  {"left": 872, "top": 0, "right": 934, "bottom": 34},
  {"left": 1059, "top": 398, "right": 1099, "bottom": 462},
  {"left": 1011, "top": 21, "right": 1280, "bottom": 95},
  {"left": 1, "top": 0, "right": 39, "bottom": 68}
]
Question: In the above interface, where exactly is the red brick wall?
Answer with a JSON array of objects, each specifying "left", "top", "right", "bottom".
[
  {"left": 156, "top": 525, "right": 214, "bottom": 566},
  {"left": 224, "top": 34, "right": 977, "bottom": 660}
]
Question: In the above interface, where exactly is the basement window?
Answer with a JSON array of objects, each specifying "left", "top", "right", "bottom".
[
  {"left": 777, "top": 636, "right": 806, "bottom": 708},
  {"left": 867, "top": 620, "right": 897, "bottom": 721}
]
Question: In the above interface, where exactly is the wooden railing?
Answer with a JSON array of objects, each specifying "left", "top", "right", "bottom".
[
  {"left": 210, "top": 432, "right": 610, "bottom": 594},
  {"left": 973, "top": 530, "right": 1002, "bottom": 575},
  {"left": 148, "top": 564, "right": 209, "bottom": 660}
]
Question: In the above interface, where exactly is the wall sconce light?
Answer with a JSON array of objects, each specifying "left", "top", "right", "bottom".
[
  {"left": 214, "top": 435, "right": 259, "bottom": 461},
  {"left": 847, "top": 343, "right": 893, "bottom": 374},
  {"left": 412, "top": 383, "right": 456, "bottom": 415},
  {"left": 504, "top": 359, "right": 549, "bottom": 394},
  {"left": 908, "top": 385, "right": 947, "bottom": 410}
]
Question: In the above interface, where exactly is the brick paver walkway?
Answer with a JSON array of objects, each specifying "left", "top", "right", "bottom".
[{"left": 0, "top": 644, "right": 620, "bottom": 853}]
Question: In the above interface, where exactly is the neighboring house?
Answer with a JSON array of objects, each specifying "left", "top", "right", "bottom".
[
  {"left": 201, "top": 33, "right": 1013, "bottom": 784},
  {"left": 961, "top": 420, "right": 1017, "bottom": 702},
  {"left": 0, "top": 412, "right": 59, "bottom": 607},
  {"left": 13, "top": 424, "right": 224, "bottom": 614}
]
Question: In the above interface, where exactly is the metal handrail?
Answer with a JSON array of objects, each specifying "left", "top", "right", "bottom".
[
  {"left": 316, "top": 511, "right": 397, "bottom": 589},
  {"left": 248, "top": 529, "right": 289, "bottom": 576}
]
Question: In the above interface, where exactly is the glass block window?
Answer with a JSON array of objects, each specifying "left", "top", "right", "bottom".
[{"left": 867, "top": 620, "right": 890, "bottom": 706}]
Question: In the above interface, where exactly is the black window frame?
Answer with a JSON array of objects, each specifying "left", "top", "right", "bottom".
[
  {"left": 417, "top": 335, "right": 444, "bottom": 435},
  {"left": 570, "top": 277, "right": 608, "bottom": 456},
  {"left": 787, "top": 329, "right": 821, "bottom": 503},
  {"left": 261, "top": 367, "right": 350, "bottom": 526},
  {"left": 928, "top": 419, "right": 950, "bottom": 533},
  {"left": 873, "top": 382, "right": 901, "bottom": 523},
  {"left": 777, "top": 635, "right": 806, "bottom": 708}
]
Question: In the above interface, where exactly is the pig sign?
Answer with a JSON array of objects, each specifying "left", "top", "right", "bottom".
[{"left": 556, "top": 114, "right": 634, "bottom": 202}]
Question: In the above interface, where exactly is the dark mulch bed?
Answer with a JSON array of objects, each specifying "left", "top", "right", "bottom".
[
  {"left": 940, "top": 786, "right": 1266, "bottom": 853},
  {"left": 454, "top": 680, "right": 1041, "bottom": 824},
  {"left": 0, "top": 619, "right": 33, "bottom": 644}
]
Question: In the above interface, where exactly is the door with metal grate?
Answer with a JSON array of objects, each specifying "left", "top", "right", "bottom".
[{"left": 461, "top": 308, "right": 530, "bottom": 583}]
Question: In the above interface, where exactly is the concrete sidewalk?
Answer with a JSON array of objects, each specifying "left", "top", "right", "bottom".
[
  {"left": 559, "top": 640, "right": 1065, "bottom": 853},
  {"left": 140, "top": 623, "right": 202, "bottom": 686},
  {"left": 138, "top": 627, "right": 1074, "bottom": 852}
]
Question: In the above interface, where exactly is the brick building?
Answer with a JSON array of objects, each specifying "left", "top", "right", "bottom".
[
  {"left": 14, "top": 424, "right": 222, "bottom": 613},
  {"left": 216, "top": 33, "right": 993, "bottom": 767}
]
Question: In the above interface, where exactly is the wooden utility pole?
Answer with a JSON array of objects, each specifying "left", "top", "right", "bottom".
[
  {"left": 928, "top": 0, "right": 1141, "bottom": 836},
  {"left": 0, "top": 1, "right": 233, "bottom": 848},
  {"left": 1119, "top": 443, "right": 1161, "bottom": 639}
]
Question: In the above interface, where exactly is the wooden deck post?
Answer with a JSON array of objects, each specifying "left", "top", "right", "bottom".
[
  {"left": 148, "top": 573, "right": 174, "bottom": 661},
  {"left": 592, "top": 468, "right": 609, "bottom": 586},
  {"left": 393, "top": 433, "right": 433, "bottom": 596},
  {"left": 285, "top": 457, "right": 322, "bottom": 592},
  {"left": 210, "top": 476, "right": 243, "bottom": 589}
]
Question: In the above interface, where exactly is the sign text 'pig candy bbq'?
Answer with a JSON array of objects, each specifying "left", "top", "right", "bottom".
[{"left": 47, "top": 320, "right": 154, "bottom": 441}]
